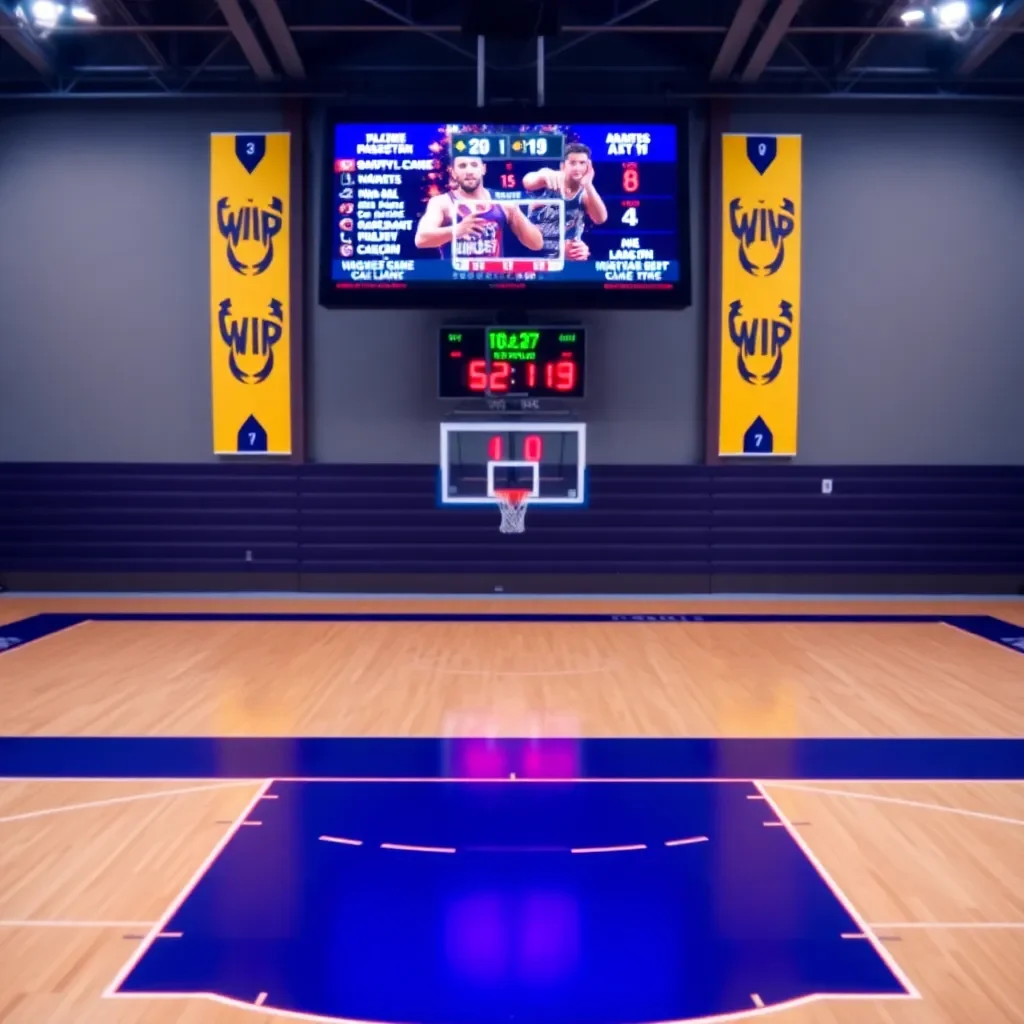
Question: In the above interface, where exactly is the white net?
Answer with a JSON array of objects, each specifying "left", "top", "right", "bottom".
[{"left": 495, "top": 489, "right": 530, "bottom": 534}]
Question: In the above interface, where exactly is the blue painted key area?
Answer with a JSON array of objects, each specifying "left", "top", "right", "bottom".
[{"left": 117, "top": 780, "right": 910, "bottom": 1022}]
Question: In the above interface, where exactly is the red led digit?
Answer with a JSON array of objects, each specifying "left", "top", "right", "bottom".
[
  {"left": 524, "top": 434, "right": 543, "bottom": 462},
  {"left": 490, "top": 361, "right": 511, "bottom": 392},
  {"left": 488, "top": 435, "right": 503, "bottom": 461},
  {"left": 623, "top": 166, "right": 639, "bottom": 192},
  {"left": 545, "top": 362, "right": 555, "bottom": 389},
  {"left": 468, "top": 359, "right": 487, "bottom": 391},
  {"left": 527, "top": 362, "right": 537, "bottom": 389},
  {"left": 555, "top": 360, "right": 577, "bottom": 392}
]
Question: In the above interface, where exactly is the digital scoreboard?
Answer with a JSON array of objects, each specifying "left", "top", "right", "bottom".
[{"left": 439, "top": 325, "right": 585, "bottom": 399}]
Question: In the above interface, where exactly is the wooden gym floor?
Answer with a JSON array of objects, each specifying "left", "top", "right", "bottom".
[{"left": 0, "top": 596, "right": 1022, "bottom": 1023}]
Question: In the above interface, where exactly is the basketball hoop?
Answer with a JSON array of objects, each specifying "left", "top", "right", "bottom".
[{"left": 494, "top": 489, "right": 530, "bottom": 534}]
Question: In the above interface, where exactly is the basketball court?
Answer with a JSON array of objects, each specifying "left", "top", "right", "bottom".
[
  {"left": 1, "top": 1, "right": 1023, "bottom": 1021},
  {"left": 1, "top": 597, "right": 1022, "bottom": 1023}
]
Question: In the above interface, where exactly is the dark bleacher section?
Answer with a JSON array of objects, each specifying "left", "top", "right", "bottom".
[{"left": 1, "top": 464, "right": 1022, "bottom": 592}]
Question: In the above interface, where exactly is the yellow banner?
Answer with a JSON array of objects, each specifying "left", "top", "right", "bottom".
[
  {"left": 718, "top": 134, "right": 801, "bottom": 456},
  {"left": 210, "top": 132, "right": 291, "bottom": 455}
]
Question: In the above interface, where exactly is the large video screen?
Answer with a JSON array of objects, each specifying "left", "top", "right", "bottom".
[{"left": 320, "top": 117, "right": 688, "bottom": 309}]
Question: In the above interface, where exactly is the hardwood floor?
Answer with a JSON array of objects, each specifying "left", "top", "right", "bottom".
[{"left": 0, "top": 597, "right": 1021, "bottom": 1022}]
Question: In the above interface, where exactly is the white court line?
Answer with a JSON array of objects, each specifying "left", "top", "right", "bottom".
[
  {"left": 1, "top": 776, "right": 1022, "bottom": 784},
  {"left": 755, "top": 781, "right": 921, "bottom": 1000},
  {"left": 102, "top": 779, "right": 272, "bottom": 999},
  {"left": 767, "top": 781, "right": 1024, "bottom": 827},
  {"left": 571, "top": 844, "right": 647, "bottom": 854},
  {"left": 0, "top": 780, "right": 262, "bottom": 826},
  {"left": 319, "top": 835, "right": 362, "bottom": 846},
  {"left": 88, "top": 989, "right": 941, "bottom": 1024},
  {"left": 665, "top": 836, "right": 709, "bottom": 846},
  {"left": 0, "top": 920, "right": 156, "bottom": 928},
  {"left": 380, "top": 842, "right": 455, "bottom": 854}
]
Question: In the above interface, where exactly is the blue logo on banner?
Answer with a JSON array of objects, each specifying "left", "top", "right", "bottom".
[
  {"left": 744, "top": 416, "right": 774, "bottom": 453},
  {"left": 728, "top": 198, "right": 796, "bottom": 277},
  {"left": 238, "top": 415, "right": 268, "bottom": 453},
  {"left": 235, "top": 135, "right": 266, "bottom": 174},
  {"left": 216, "top": 197, "right": 283, "bottom": 276},
  {"left": 746, "top": 136, "right": 777, "bottom": 175},
  {"left": 728, "top": 299, "right": 794, "bottom": 386},
  {"left": 217, "top": 298, "right": 285, "bottom": 385}
]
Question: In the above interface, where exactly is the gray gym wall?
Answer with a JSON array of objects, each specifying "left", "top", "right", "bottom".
[{"left": 0, "top": 99, "right": 1021, "bottom": 464}]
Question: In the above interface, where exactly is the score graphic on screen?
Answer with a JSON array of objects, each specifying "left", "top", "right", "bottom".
[
  {"left": 438, "top": 326, "right": 585, "bottom": 399},
  {"left": 321, "top": 120, "right": 687, "bottom": 308}
]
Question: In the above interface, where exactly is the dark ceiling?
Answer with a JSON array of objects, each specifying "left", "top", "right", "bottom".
[{"left": 1, "top": 0, "right": 1022, "bottom": 101}]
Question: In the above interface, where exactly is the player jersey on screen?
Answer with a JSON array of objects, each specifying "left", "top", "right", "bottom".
[
  {"left": 530, "top": 184, "right": 585, "bottom": 260},
  {"left": 444, "top": 194, "right": 506, "bottom": 260}
]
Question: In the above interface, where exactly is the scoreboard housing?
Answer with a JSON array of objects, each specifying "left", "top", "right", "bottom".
[
  {"left": 439, "top": 325, "right": 586, "bottom": 400},
  {"left": 319, "top": 107, "right": 691, "bottom": 310}
]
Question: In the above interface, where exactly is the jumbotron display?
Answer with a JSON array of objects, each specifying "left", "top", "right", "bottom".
[
  {"left": 439, "top": 326, "right": 585, "bottom": 398},
  {"left": 321, "top": 118, "right": 687, "bottom": 308}
]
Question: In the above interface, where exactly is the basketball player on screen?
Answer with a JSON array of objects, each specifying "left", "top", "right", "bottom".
[
  {"left": 415, "top": 155, "right": 543, "bottom": 260},
  {"left": 523, "top": 142, "right": 608, "bottom": 262}
]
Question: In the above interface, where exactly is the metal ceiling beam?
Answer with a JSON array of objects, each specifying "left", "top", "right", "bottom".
[
  {"left": 740, "top": 0, "right": 803, "bottom": 82},
  {"left": 0, "top": 3, "right": 54, "bottom": 77},
  {"left": 102, "top": 0, "right": 167, "bottom": 68},
  {"left": 957, "top": 0, "right": 1024, "bottom": 74},
  {"left": 250, "top": 0, "right": 304, "bottom": 78},
  {"left": 710, "top": 0, "right": 770, "bottom": 80},
  {"left": 842, "top": 0, "right": 903, "bottom": 72},
  {"left": 26, "top": 23, "right": 1024, "bottom": 36},
  {"left": 357, "top": 0, "right": 477, "bottom": 61},
  {"left": 545, "top": 0, "right": 664, "bottom": 60},
  {"left": 213, "top": 0, "right": 274, "bottom": 80}
]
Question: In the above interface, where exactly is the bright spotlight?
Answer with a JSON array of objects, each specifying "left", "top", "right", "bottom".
[
  {"left": 899, "top": 7, "right": 927, "bottom": 23},
  {"left": 988, "top": 3, "right": 1004, "bottom": 20},
  {"left": 30, "top": 0, "right": 63, "bottom": 27},
  {"left": 70, "top": 4, "right": 96, "bottom": 21},
  {"left": 936, "top": 1, "right": 970, "bottom": 28}
]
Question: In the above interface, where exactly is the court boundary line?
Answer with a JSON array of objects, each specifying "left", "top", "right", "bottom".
[
  {"left": 7, "top": 918, "right": 1023, "bottom": 932},
  {"left": 0, "top": 612, "right": 1022, "bottom": 661},
  {"left": 102, "top": 989, "right": 921, "bottom": 1024},
  {"left": 754, "top": 780, "right": 921, "bottom": 1000},
  {"left": 102, "top": 779, "right": 271, "bottom": 998},
  {"left": 766, "top": 781, "right": 1024, "bottom": 826},
  {"left": 3, "top": 775, "right": 1023, "bottom": 784},
  {"left": 0, "top": 780, "right": 261, "bottom": 825}
]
